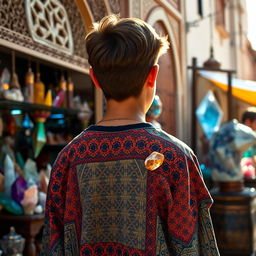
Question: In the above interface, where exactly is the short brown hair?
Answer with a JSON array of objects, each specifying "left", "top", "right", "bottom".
[
  {"left": 85, "top": 15, "right": 169, "bottom": 101},
  {"left": 242, "top": 107, "right": 256, "bottom": 123}
]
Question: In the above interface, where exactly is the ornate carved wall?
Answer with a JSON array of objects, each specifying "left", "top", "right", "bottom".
[
  {"left": 76, "top": 0, "right": 120, "bottom": 24},
  {"left": 0, "top": 0, "right": 88, "bottom": 72},
  {"left": 26, "top": 0, "right": 74, "bottom": 55},
  {"left": 108, "top": 0, "right": 120, "bottom": 14},
  {"left": 86, "top": 0, "right": 108, "bottom": 21},
  {"left": 62, "top": 0, "right": 87, "bottom": 58},
  {"left": 0, "top": 1, "right": 30, "bottom": 37}
]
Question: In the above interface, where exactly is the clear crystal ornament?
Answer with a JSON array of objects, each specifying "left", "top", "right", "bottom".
[{"left": 196, "top": 90, "right": 223, "bottom": 139}]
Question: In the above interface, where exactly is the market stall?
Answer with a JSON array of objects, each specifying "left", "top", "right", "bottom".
[{"left": 0, "top": 1, "right": 94, "bottom": 255}]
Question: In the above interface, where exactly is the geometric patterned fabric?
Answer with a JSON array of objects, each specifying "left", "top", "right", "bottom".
[
  {"left": 77, "top": 159, "right": 147, "bottom": 250},
  {"left": 40, "top": 123, "right": 219, "bottom": 256}
]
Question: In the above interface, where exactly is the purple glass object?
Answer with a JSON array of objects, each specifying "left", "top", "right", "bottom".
[
  {"left": 11, "top": 176, "right": 28, "bottom": 204},
  {"left": 53, "top": 89, "right": 65, "bottom": 107}
]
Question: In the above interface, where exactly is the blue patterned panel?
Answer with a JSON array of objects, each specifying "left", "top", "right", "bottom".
[{"left": 76, "top": 159, "right": 148, "bottom": 250}]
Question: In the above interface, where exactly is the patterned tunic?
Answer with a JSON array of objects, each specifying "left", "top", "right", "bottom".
[{"left": 41, "top": 123, "right": 219, "bottom": 255}]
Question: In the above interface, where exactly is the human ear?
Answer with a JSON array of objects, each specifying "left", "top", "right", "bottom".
[
  {"left": 89, "top": 68, "right": 101, "bottom": 89},
  {"left": 147, "top": 65, "right": 159, "bottom": 88}
]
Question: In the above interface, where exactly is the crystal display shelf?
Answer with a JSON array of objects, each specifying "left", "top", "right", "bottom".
[{"left": 0, "top": 98, "right": 82, "bottom": 116}]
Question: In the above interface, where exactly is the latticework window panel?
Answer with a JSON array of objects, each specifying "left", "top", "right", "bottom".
[{"left": 25, "top": 0, "right": 74, "bottom": 55}]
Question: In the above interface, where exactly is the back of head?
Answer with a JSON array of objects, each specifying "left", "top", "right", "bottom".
[
  {"left": 85, "top": 15, "right": 169, "bottom": 101},
  {"left": 242, "top": 107, "right": 256, "bottom": 124}
]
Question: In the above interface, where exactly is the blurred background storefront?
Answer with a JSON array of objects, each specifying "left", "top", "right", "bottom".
[{"left": 186, "top": 0, "right": 256, "bottom": 154}]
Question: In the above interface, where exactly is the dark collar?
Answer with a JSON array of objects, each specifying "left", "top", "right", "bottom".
[{"left": 86, "top": 122, "right": 153, "bottom": 132}]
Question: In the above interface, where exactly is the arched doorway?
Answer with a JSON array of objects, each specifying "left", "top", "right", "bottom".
[{"left": 153, "top": 21, "right": 177, "bottom": 135}]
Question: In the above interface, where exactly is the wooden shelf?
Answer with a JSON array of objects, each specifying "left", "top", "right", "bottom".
[
  {"left": 0, "top": 213, "right": 44, "bottom": 256},
  {"left": 0, "top": 98, "right": 81, "bottom": 116}
]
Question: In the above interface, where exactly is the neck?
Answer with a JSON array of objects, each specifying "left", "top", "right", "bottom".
[{"left": 99, "top": 97, "right": 146, "bottom": 125}]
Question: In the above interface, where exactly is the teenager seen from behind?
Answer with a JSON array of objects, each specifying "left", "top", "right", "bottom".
[{"left": 41, "top": 15, "right": 219, "bottom": 255}]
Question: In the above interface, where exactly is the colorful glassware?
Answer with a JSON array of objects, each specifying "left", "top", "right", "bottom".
[
  {"left": 11, "top": 176, "right": 28, "bottom": 204},
  {"left": 34, "top": 72, "right": 45, "bottom": 104},
  {"left": 0, "top": 192, "right": 23, "bottom": 215},
  {"left": 0, "top": 68, "right": 11, "bottom": 91},
  {"left": 0, "top": 227, "right": 25, "bottom": 255},
  {"left": 22, "top": 114, "right": 34, "bottom": 130},
  {"left": 4, "top": 155, "right": 16, "bottom": 197},
  {"left": 10, "top": 73, "right": 20, "bottom": 89},
  {"left": 67, "top": 77, "right": 74, "bottom": 108},
  {"left": 21, "top": 185, "right": 38, "bottom": 215},
  {"left": 53, "top": 88, "right": 65, "bottom": 107},
  {"left": 33, "top": 122, "right": 46, "bottom": 158},
  {"left": 44, "top": 90, "right": 53, "bottom": 106},
  {"left": 31, "top": 111, "right": 50, "bottom": 158},
  {"left": 59, "top": 75, "right": 67, "bottom": 107},
  {"left": 24, "top": 67, "right": 34, "bottom": 102},
  {"left": 24, "top": 158, "right": 39, "bottom": 185}
]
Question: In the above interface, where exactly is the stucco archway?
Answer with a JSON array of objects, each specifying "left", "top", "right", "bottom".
[{"left": 147, "top": 7, "right": 184, "bottom": 138}]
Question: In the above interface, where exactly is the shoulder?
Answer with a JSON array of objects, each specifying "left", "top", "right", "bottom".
[
  {"left": 55, "top": 129, "right": 89, "bottom": 161},
  {"left": 144, "top": 127, "right": 194, "bottom": 160}
]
